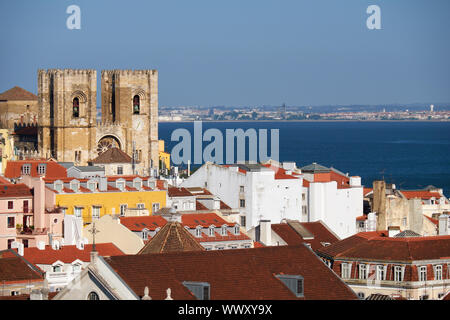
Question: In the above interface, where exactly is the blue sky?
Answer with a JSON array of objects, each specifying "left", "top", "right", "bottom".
[{"left": 0, "top": 0, "right": 449, "bottom": 107}]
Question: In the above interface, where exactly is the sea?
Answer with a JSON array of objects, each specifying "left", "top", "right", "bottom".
[{"left": 159, "top": 121, "right": 450, "bottom": 197}]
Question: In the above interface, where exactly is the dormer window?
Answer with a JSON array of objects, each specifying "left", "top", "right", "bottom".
[
  {"left": 233, "top": 225, "right": 240, "bottom": 235},
  {"left": 221, "top": 225, "right": 227, "bottom": 236},
  {"left": 133, "top": 179, "right": 142, "bottom": 190},
  {"left": 116, "top": 180, "right": 125, "bottom": 191},
  {"left": 208, "top": 226, "right": 215, "bottom": 237},
  {"left": 87, "top": 181, "right": 96, "bottom": 192},
  {"left": 70, "top": 180, "right": 80, "bottom": 192},
  {"left": 54, "top": 181, "right": 63, "bottom": 193},
  {"left": 182, "top": 282, "right": 210, "bottom": 300},
  {"left": 72, "top": 262, "right": 82, "bottom": 273},
  {"left": 195, "top": 226, "right": 202, "bottom": 238},
  {"left": 142, "top": 228, "right": 149, "bottom": 240},
  {"left": 22, "top": 164, "right": 31, "bottom": 175},
  {"left": 52, "top": 262, "right": 64, "bottom": 273},
  {"left": 37, "top": 164, "right": 46, "bottom": 175},
  {"left": 275, "top": 274, "right": 304, "bottom": 298}
]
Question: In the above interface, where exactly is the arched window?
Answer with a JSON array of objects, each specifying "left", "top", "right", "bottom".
[
  {"left": 73, "top": 98, "right": 80, "bottom": 118},
  {"left": 87, "top": 291, "right": 99, "bottom": 300},
  {"left": 133, "top": 95, "right": 140, "bottom": 114}
]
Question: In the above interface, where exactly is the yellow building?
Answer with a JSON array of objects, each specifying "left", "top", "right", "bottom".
[
  {"left": 159, "top": 139, "right": 170, "bottom": 170},
  {"left": 45, "top": 176, "right": 166, "bottom": 225},
  {"left": 0, "top": 129, "right": 15, "bottom": 174}
]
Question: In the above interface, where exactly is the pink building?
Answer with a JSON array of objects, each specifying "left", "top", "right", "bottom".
[{"left": 0, "top": 176, "right": 63, "bottom": 250}]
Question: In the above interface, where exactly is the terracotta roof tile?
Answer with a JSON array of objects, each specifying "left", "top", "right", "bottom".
[
  {"left": 168, "top": 187, "right": 194, "bottom": 197},
  {"left": 5, "top": 160, "right": 67, "bottom": 179},
  {"left": 0, "top": 183, "right": 32, "bottom": 198},
  {"left": 120, "top": 216, "right": 167, "bottom": 232},
  {"left": 0, "top": 253, "right": 43, "bottom": 284},
  {"left": 91, "top": 148, "right": 132, "bottom": 164},
  {"left": 400, "top": 190, "right": 442, "bottom": 200},
  {"left": 0, "top": 86, "right": 38, "bottom": 101},
  {"left": 181, "top": 213, "right": 232, "bottom": 228},
  {"left": 2, "top": 243, "right": 124, "bottom": 265},
  {"left": 106, "top": 245, "right": 358, "bottom": 300}
]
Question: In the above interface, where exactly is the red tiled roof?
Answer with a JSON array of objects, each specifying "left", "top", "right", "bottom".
[
  {"left": 0, "top": 183, "right": 32, "bottom": 198},
  {"left": 105, "top": 245, "right": 358, "bottom": 300},
  {"left": 5, "top": 160, "right": 67, "bottom": 179},
  {"left": 156, "top": 180, "right": 166, "bottom": 190},
  {"left": 168, "top": 187, "right": 193, "bottom": 197},
  {"left": 363, "top": 188, "right": 373, "bottom": 197},
  {"left": 2, "top": 243, "right": 124, "bottom": 265},
  {"left": 120, "top": 216, "right": 168, "bottom": 232},
  {"left": 303, "top": 179, "right": 310, "bottom": 187},
  {"left": 181, "top": 213, "right": 233, "bottom": 228},
  {"left": 106, "top": 175, "right": 144, "bottom": 182},
  {"left": 424, "top": 215, "right": 439, "bottom": 226},
  {"left": 0, "top": 176, "right": 12, "bottom": 185},
  {"left": 317, "top": 232, "right": 450, "bottom": 262},
  {"left": 400, "top": 190, "right": 442, "bottom": 200},
  {"left": 0, "top": 254, "right": 43, "bottom": 284},
  {"left": 196, "top": 230, "right": 250, "bottom": 243},
  {"left": 219, "top": 200, "right": 231, "bottom": 210},
  {"left": 91, "top": 148, "right": 132, "bottom": 164},
  {"left": 271, "top": 221, "right": 339, "bottom": 251},
  {"left": 0, "top": 86, "right": 37, "bottom": 101},
  {"left": 356, "top": 215, "right": 367, "bottom": 221},
  {"left": 253, "top": 241, "right": 265, "bottom": 248},
  {"left": 195, "top": 201, "right": 208, "bottom": 210},
  {"left": 261, "top": 164, "right": 299, "bottom": 180}
]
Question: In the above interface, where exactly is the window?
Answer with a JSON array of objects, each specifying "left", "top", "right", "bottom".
[
  {"left": 70, "top": 181, "right": 79, "bottom": 192},
  {"left": 22, "top": 164, "right": 31, "bottom": 175},
  {"left": 73, "top": 263, "right": 81, "bottom": 272},
  {"left": 7, "top": 217, "right": 15, "bottom": 228},
  {"left": 10, "top": 291, "right": 20, "bottom": 296},
  {"left": 87, "top": 182, "right": 96, "bottom": 192},
  {"left": 221, "top": 226, "right": 227, "bottom": 236},
  {"left": 117, "top": 166, "right": 123, "bottom": 175},
  {"left": 359, "top": 264, "right": 368, "bottom": 280},
  {"left": 74, "top": 207, "right": 82, "bottom": 218},
  {"left": 53, "top": 265, "right": 62, "bottom": 272},
  {"left": 137, "top": 203, "right": 145, "bottom": 209},
  {"left": 23, "top": 200, "right": 29, "bottom": 213},
  {"left": 134, "top": 180, "right": 142, "bottom": 190},
  {"left": 419, "top": 295, "right": 429, "bottom": 300},
  {"left": 438, "top": 293, "right": 445, "bottom": 299},
  {"left": 394, "top": 266, "right": 405, "bottom": 282},
  {"left": 239, "top": 186, "right": 244, "bottom": 193},
  {"left": 22, "top": 240, "right": 28, "bottom": 248},
  {"left": 402, "top": 217, "right": 407, "bottom": 227},
  {"left": 73, "top": 98, "right": 80, "bottom": 117},
  {"left": 240, "top": 199, "right": 245, "bottom": 208},
  {"left": 434, "top": 265, "right": 443, "bottom": 281},
  {"left": 7, "top": 239, "right": 14, "bottom": 249},
  {"left": 275, "top": 275, "right": 304, "bottom": 298},
  {"left": 357, "top": 292, "right": 365, "bottom": 300},
  {"left": 240, "top": 215, "right": 246, "bottom": 227},
  {"left": 120, "top": 204, "right": 127, "bottom": 216},
  {"left": 37, "top": 164, "right": 46, "bottom": 175},
  {"left": 116, "top": 181, "right": 125, "bottom": 191},
  {"left": 152, "top": 203, "right": 160, "bottom": 214},
  {"left": 341, "top": 263, "right": 352, "bottom": 279},
  {"left": 208, "top": 226, "right": 215, "bottom": 237},
  {"left": 182, "top": 282, "right": 210, "bottom": 300},
  {"left": 87, "top": 292, "right": 99, "bottom": 300},
  {"left": 54, "top": 182, "right": 63, "bottom": 193},
  {"left": 8, "top": 201, "right": 13, "bottom": 209},
  {"left": 133, "top": 95, "right": 140, "bottom": 114},
  {"left": 195, "top": 227, "right": 202, "bottom": 237},
  {"left": 74, "top": 151, "right": 82, "bottom": 162},
  {"left": 418, "top": 266, "right": 427, "bottom": 282},
  {"left": 376, "top": 265, "right": 387, "bottom": 281},
  {"left": 92, "top": 206, "right": 101, "bottom": 220},
  {"left": 234, "top": 225, "right": 240, "bottom": 235},
  {"left": 142, "top": 229, "right": 149, "bottom": 240}
]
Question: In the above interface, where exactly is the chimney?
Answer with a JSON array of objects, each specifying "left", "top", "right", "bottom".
[
  {"left": 37, "top": 241, "right": 46, "bottom": 250},
  {"left": 373, "top": 181, "right": 386, "bottom": 231},
  {"left": 439, "top": 214, "right": 449, "bottom": 235},
  {"left": 350, "top": 176, "right": 361, "bottom": 187},
  {"left": 33, "top": 177, "right": 46, "bottom": 230},
  {"left": 98, "top": 176, "right": 107, "bottom": 191},
  {"left": 259, "top": 220, "right": 272, "bottom": 246},
  {"left": 11, "top": 241, "right": 24, "bottom": 256},
  {"left": 388, "top": 226, "right": 401, "bottom": 237}
]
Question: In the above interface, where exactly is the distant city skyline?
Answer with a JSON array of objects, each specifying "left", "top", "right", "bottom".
[{"left": 0, "top": 0, "right": 449, "bottom": 107}]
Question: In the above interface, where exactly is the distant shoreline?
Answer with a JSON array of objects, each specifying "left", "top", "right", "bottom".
[{"left": 159, "top": 119, "right": 450, "bottom": 123}]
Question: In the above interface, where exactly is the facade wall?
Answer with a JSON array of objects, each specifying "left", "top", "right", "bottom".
[
  {"left": 55, "top": 190, "right": 166, "bottom": 224},
  {"left": 309, "top": 181, "right": 362, "bottom": 239},
  {"left": 0, "top": 99, "right": 38, "bottom": 130}
]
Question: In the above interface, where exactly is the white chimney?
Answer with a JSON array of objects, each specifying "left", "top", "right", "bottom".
[
  {"left": 350, "top": 176, "right": 361, "bottom": 187},
  {"left": 37, "top": 241, "right": 46, "bottom": 250},
  {"left": 51, "top": 240, "right": 61, "bottom": 250},
  {"left": 439, "top": 214, "right": 449, "bottom": 235},
  {"left": 388, "top": 226, "right": 401, "bottom": 237},
  {"left": 260, "top": 220, "right": 272, "bottom": 246},
  {"left": 76, "top": 240, "right": 85, "bottom": 250}
]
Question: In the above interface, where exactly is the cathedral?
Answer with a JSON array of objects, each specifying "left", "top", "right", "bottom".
[{"left": 36, "top": 68, "right": 159, "bottom": 175}]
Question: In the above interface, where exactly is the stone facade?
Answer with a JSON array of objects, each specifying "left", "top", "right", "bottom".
[{"left": 37, "top": 69, "right": 159, "bottom": 175}]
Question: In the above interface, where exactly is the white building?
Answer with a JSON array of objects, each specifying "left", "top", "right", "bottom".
[{"left": 181, "top": 162, "right": 303, "bottom": 230}]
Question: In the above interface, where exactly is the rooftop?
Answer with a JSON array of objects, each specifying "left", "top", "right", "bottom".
[
  {"left": 0, "top": 86, "right": 38, "bottom": 101},
  {"left": 90, "top": 148, "right": 132, "bottom": 164}
]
